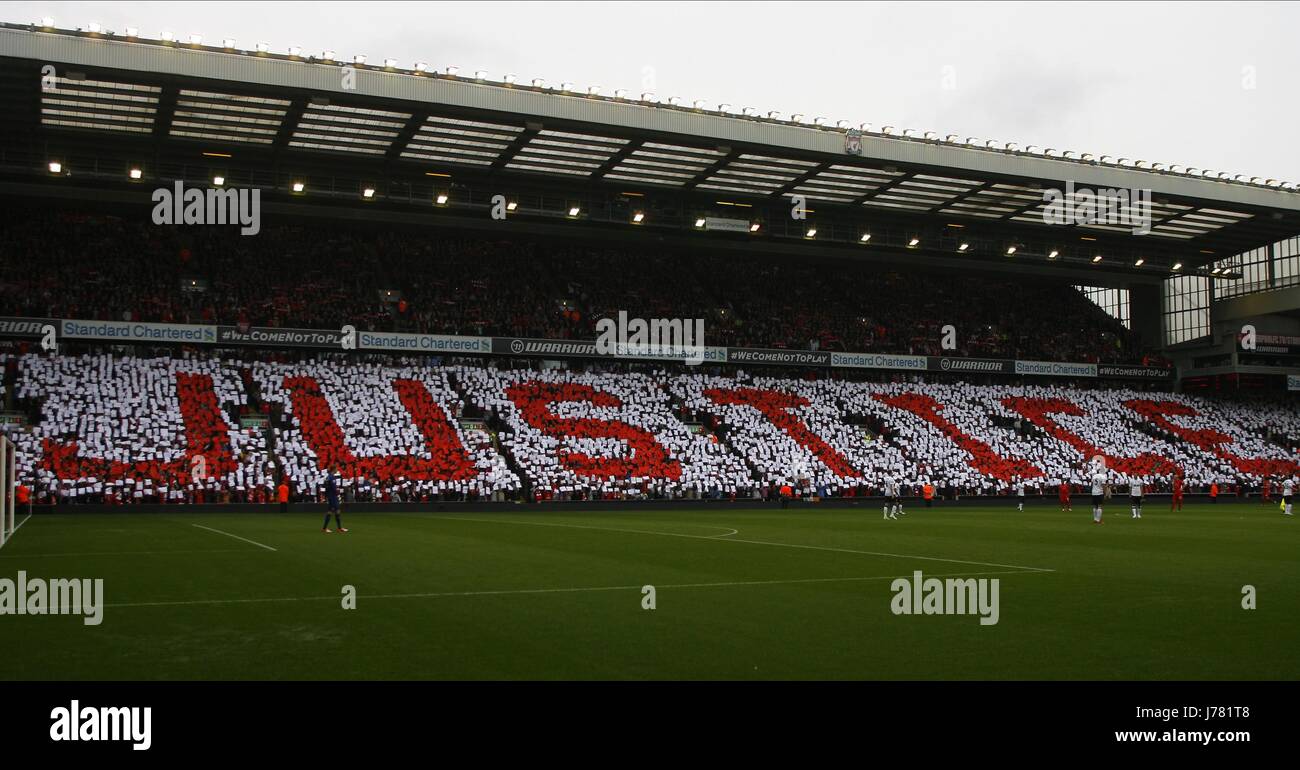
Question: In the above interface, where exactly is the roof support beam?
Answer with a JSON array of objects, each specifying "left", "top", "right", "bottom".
[
  {"left": 491, "top": 122, "right": 540, "bottom": 171},
  {"left": 385, "top": 110, "right": 429, "bottom": 161}
]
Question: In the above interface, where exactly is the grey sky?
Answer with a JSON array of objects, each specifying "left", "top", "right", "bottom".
[{"left": 4, "top": 1, "right": 1298, "bottom": 182}]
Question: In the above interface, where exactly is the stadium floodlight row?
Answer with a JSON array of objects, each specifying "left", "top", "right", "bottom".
[{"left": 2, "top": 22, "right": 1299, "bottom": 283}]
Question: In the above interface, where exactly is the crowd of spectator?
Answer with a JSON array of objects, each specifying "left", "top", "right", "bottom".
[
  {"left": 2, "top": 351, "right": 1295, "bottom": 505},
  {"left": 0, "top": 206, "right": 1151, "bottom": 364}
]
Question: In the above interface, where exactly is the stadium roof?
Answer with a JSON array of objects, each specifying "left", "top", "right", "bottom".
[{"left": 3, "top": 22, "right": 1299, "bottom": 282}]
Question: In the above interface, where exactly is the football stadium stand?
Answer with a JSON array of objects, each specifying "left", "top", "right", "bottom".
[
  {"left": 0, "top": 22, "right": 1296, "bottom": 513},
  {"left": 0, "top": 206, "right": 1148, "bottom": 363},
  {"left": 2, "top": 351, "right": 1296, "bottom": 505}
]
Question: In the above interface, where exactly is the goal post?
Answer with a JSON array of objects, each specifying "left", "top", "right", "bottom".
[
  {"left": 0, "top": 434, "right": 11, "bottom": 547},
  {"left": 6, "top": 434, "right": 13, "bottom": 539},
  {"left": 0, "top": 434, "right": 20, "bottom": 548}
]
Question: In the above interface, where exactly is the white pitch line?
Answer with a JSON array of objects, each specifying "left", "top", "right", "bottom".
[
  {"left": 429, "top": 515, "right": 1055, "bottom": 573},
  {"left": 104, "top": 568, "right": 1047, "bottom": 609},
  {"left": 432, "top": 516, "right": 743, "bottom": 542},
  {"left": 0, "top": 548, "right": 263, "bottom": 560},
  {"left": 0, "top": 513, "right": 33, "bottom": 552},
  {"left": 190, "top": 524, "right": 277, "bottom": 552}
]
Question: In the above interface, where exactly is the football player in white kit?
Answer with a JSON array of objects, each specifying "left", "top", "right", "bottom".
[
  {"left": 1283, "top": 477, "right": 1294, "bottom": 516},
  {"left": 1013, "top": 477, "right": 1026, "bottom": 511},
  {"left": 883, "top": 478, "right": 900, "bottom": 520},
  {"left": 1129, "top": 478, "right": 1144, "bottom": 519},
  {"left": 1090, "top": 467, "right": 1109, "bottom": 524}
]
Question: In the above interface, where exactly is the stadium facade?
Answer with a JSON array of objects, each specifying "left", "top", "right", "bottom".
[{"left": 2, "top": 21, "right": 1299, "bottom": 390}]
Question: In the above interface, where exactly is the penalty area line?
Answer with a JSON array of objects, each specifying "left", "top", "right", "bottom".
[
  {"left": 191, "top": 524, "right": 277, "bottom": 552},
  {"left": 104, "top": 568, "right": 1049, "bottom": 609},
  {"left": 0, "top": 547, "right": 268, "bottom": 560},
  {"left": 427, "top": 515, "right": 1054, "bottom": 574}
]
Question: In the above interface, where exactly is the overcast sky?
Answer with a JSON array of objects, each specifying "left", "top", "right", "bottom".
[{"left": 4, "top": 1, "right": 1298, "bottom": 182}]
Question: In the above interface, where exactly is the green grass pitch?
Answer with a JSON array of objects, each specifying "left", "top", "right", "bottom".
[{"left": 1, "top": 503, "right": 1296, "bottom": 680}]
